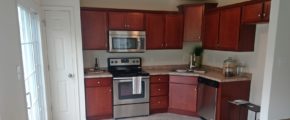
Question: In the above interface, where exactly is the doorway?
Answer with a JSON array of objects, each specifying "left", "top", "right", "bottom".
[{"left": 17, "top": 6, "right": 47, "bottom": 120}]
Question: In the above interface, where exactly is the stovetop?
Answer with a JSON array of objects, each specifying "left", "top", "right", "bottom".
[
  {"left": 108, "top": 57, "right": 149, "bottom": 77},
  {"left": 110, "top": 70, "right": 149, "bottom": 77}
]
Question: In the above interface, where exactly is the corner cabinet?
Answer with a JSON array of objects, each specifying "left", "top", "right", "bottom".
[
  {"left": 81, "top": 9, "right": 108, "bottom": 50},
  {"left": 108, "top": 12, "right": 145, "bottom": 30},
  {"left": 242, "top": 0, "right": 271, "bottom": 24},
  {"left": 85, "top": 78, "right": 113, "bottom": 120},
  {"left": 180, "top": 3, "right": 217, "bottom": 42},
  {"left": 146, "top": 13, "right": 183, "bottom": 49},
  {"left": 168, "top": 76, "right": 198, "bottom": 116},
  {"left": 203, "top": 7, "right": 256, "bottom": 51}
]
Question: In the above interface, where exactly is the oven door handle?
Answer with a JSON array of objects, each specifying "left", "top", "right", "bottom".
[{"left": 113, "top": 77, "right": 134, "bottom": 80}]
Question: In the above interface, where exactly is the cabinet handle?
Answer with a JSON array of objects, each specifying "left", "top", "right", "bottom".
[{"left": 263, "top": 13, "right": 266, "bottom": 17}]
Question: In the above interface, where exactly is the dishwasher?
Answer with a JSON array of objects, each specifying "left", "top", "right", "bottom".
[{"left": 198, "top": 77, "right": 219, "bottom": 120}]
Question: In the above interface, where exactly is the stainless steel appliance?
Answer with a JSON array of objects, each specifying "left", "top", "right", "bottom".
[
  {"left": 198, "top": 77, "right": 219, "bottom": 120},
  {"left": 108, "top": 31, "right": 146, "bottom": 53},
  {"left": 108, "top": 57, "right": 149, "bottom": 119}
]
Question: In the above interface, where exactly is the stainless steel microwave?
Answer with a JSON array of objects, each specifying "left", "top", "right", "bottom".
[{"left": 108, "top": 31, "right": 146, "bottom": 53}]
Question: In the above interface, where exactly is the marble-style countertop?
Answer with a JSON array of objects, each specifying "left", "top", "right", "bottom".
[
  {"left": 84, "top": 71, "right": 112, "bottom": 78},
  {"left": 84, "top": 66, "right": 251, "bottom": 83},
  {"left": 145, "top": 68, "right": 251, "bottom": 83}
]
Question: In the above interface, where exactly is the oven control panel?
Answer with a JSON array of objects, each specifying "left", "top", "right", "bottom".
[{"left": 108, "top": 58, "right": 141, "bottom": 66}]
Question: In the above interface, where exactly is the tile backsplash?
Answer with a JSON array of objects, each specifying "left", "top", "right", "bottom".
[{"left": 83, "top": 42, "right": 201, "bottom": 68}]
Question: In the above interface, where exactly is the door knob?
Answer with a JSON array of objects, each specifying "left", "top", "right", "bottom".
[{"left": 68, "top": 73, "right": 74, "bottom": 78}]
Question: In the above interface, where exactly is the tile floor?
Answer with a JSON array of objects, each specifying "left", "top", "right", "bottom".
[{"left": 108, "top": 113, "right": 201, "bottom": 120}]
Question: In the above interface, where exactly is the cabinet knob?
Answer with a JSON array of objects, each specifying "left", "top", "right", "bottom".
[
  {"left": 68, "top": 73, "right": 74, "bottom": 78},
  {"left": 263, "top": 13, "right": 266, "bottom": 17},
  {"left": 97, "top": 81, "right": 100, "bottom": 84},
  {"left": 158, "top": 78, "right": 161, "bottom": 81},
  {"left": 165, "top": 43, "right": 168, "bottom": 47},
  {"left": 109, "top": 89, "right": 112, "bottom": 92},
  {"left": 258, "top": 13, "right": 261, "bottom": 17},
  {"left": 158, "top": 101, "right": 161, "bottom": 104},
  {"left": 198, "top": 36, "right": 201, "bottom": 39},
  {"left": 158, "top": 89, "right": 161, "bottom": 91}
]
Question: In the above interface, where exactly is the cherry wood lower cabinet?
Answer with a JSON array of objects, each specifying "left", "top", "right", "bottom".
[
  {"left": 150, "top": 75, "right": 169, "bottom": 113},
  {"left": 85, "top": 78, "right": 113, "bottom": 120},
  {"left": 216, "top": 81, "right": 251, "bottom": 120},
  {"left": 168, "top": 76, "right": 198, "bottom": 116}
]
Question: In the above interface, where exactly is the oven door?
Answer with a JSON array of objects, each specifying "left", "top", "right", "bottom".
[{"left": 113, "top": 76, "right": 149, "bottom": 105}]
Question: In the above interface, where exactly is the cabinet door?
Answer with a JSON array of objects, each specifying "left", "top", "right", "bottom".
[
  {"left": 126, "top": 12, "right": 144, "bottom": 30},
  {"left": 108, "top": 12, "right": 126, "bottom": 30},
  {"left": 203, "top": 11, "right": 219, "bottom": 49},
  {"left": 81, "top": 10, "right": 108, "bottom": 50},
  {"left": 169, "top": 83, "right": 197, "bottom": 112},
  {"left": 183, "top": 5, "right": 203, "bottom": 42},
  {"left": 263, "top": 1, "right": 271, "bottom": 22},
  {"left": 219, "top": 7, "right": 241, "bottom": 50},
  {"left": 145, "top": 13, "right": 165, "bottom": 49},
  {"left": 85, "top": 86, "right": 112, "bottom": 118},
  {"left": 164, "top": 14, "right": 183, "bottom": 49},
  {"left": 241, "top": 3, "right": 263, "bottom": 23}
]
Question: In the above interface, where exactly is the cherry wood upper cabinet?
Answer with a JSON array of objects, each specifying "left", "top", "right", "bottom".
[
  {"left": 145, "top": 13, "right": 165, "bottom": 49},
  {"left": 263, "top": 0, "right": 271, "bottom": 22},
  {"left": 219, "top": 7, "right": 241, "bottom": 50},
  {"left": 164, "top": 14, "right": 183, "bottom": 49},
  {"left": 203, "top": 7, "right": 256, "bottom": 51},
  {"left": 146, "top": 13, "right": 183, "bottom": 49},
  {"left": 219, "top": 7, "right": 256, "bottom": 51},
  {"left": 203, "top": 10, "right": 219, "bottom": 50},
  {"left": 81, "top": 10, "right": 108, "bottom": 50},
  {"left": 180, "top": 3, "right": 217, "bottom": 42},
  {"left": 85, "top": 78, "right": 113, "bottom": 120},
  {"left": 242, "top": 0, "right": 271, "bottom": 24},
  {"left": 108, "top": 12, "right": 144, "bottom": 30}
]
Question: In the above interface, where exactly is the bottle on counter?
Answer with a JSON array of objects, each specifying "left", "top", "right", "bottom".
[{"left": 223, "top": 57, "right": 237, "bottom": 77}]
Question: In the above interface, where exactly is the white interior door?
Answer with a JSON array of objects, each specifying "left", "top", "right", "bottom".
[{"left": 44, "top": 8, "right": 79, "bottom": 120}]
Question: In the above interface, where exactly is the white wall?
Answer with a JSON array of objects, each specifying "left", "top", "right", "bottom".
[
  {"left": 80, "top": 0, "right": 208, "bottom": 11},
  {"left": 260, "top": 0, "right": 290, "bottom": 119},
  {"left": 84, "top": 42, "right": 200, "bottom": 68},
  {"left": 0, "top": 0, "right": 28, "bottom": 120}
]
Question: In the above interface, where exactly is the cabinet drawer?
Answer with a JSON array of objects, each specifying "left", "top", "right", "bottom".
[
  {"left": 150, "top": 75, "right": 169, "bottom": 83},
  {"left": 151, "top": 84, "right": 169, "bottom": 96},
  {"left": 169, "top": 76, "right": 198, "bottom": 85},
  {"left": 150, "top": 96, "right": 168, "bottom": 110},
  {"left": 85, "top": 78, "right": 112, "bottom": 87}
]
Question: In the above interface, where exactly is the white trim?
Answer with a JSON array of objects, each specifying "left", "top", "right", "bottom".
[{"left": 41, "top": 5, "right": 85, "bottom": 120}]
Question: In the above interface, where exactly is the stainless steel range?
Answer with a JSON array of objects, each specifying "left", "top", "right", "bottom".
[{"left": 108, "top": 57, "right": 149, "bottom": 119}]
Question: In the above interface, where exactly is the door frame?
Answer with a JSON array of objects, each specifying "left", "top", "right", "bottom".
[{"left": 40, "top": 6, "right": 85, "bottom": 120}]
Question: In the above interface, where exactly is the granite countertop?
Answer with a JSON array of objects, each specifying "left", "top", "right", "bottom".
[
  {"left": 84, "top": 65, "right": 251, "bottom": 82},
  {"left": 144, "top": 66, "right": 251, "bottom": 83},
  {"left": 84, "top": 71, "right": 112, "bottom": 78}
]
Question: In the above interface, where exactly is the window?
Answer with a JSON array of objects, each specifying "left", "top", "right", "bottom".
[{"left": 18, "top": 6, "right": 47, "bottom": 120}]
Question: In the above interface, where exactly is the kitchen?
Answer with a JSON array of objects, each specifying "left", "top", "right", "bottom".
[
  {"left": 82, "top": 0, "right": 267, "bottom": 120},
  {"left": 0, "top": 0, "right": 289, "bottom": 120}
]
